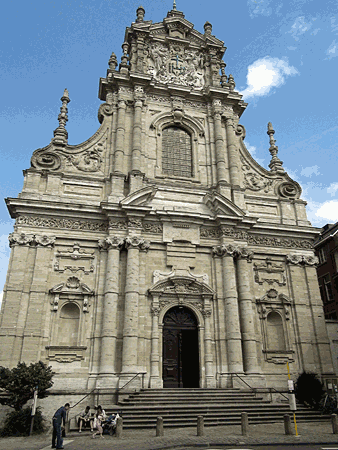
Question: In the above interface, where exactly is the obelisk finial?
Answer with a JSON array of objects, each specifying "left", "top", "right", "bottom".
[
  {"left": 173, "top": 0, "right": 177, "bottom": 10},
  {"left": 52, "top": 89, "right": 70, "bottom": 146},
  {"left": 267, "top": 122, "right": 284, "bottom": 173}
]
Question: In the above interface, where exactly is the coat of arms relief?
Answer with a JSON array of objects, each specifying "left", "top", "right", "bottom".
[{"left": 147, "top": 43, "right": 205, "bottom": 89}]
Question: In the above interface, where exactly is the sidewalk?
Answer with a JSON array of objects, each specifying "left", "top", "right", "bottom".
[{"left": 0, "top": 421, "right": 338, "bottom": 450}]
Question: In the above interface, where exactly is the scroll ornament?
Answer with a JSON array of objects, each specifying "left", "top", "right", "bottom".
[
  {"left": 286, "top": 254, "right": 319, "bottom": 266},
  {"left": 125, "top": 236, "right": 150, "bottom": 251},
  {"left": 98, "top": 236, "right": 124, "bottom": 251},
  {"left": 213, "top": 244, "right": 253, "bottom": 261},
  {"left": 9, "top": 232, "right": 56, "bottom": 248}
]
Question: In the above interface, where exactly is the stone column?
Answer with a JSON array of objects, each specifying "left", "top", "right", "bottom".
[
  {"left": 114, "top": 99, "right": 126, "bottom": 173},
  {"left": 120, "top": 236, "right": 150, "bottom": 383},
  {"left": 212, "top": 100, "right": 227, "bottom": 186},
  {"left": 236, "top": 248, "right": 260, "bottom": 374},
  {"left": 149, "top": 301, "right": 161, "bottom": 388},
  {"left": 214, "top": 245, "right": 244, "bottom": 375},
  {"left": 287, "top": 254, "right": 335, "bottom": 375},
  {"left": 20, "top": 234, "right": 56, "bottom": 362},
  {"left": 98, "top": 237, "right": 123, "bottom": 386},
  {"left": 131, "top": 97, "right": 143, "bottom": 172},
  {"left": 130, "top": 87, "right": 145, "bottom": 193},
  {"left": 203, "top": 306, "right": 215, "bottom": 387},
  {"left": 225, "top": 116, "right": 245, "bottom": 209},
  {"left": 304, "top": 260, "right": 334, "bottom": 374},
  {"left": 225, "top": 116, "right": 240, "bottom": 187}
]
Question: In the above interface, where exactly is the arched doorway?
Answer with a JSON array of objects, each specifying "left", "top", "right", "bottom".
[{"left": 162, "top": 306, "right": 200, "bottom": 388}]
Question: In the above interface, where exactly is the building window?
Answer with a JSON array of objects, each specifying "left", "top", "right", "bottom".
[
  {"left": 319, "top": 274, "right": 334, "bottom": 304},
  {"left": 318, "top": 243, "right": 329, "bottom": 264},
  {"left": 162, "top": 126, "right": 192, "bottom": 178}
]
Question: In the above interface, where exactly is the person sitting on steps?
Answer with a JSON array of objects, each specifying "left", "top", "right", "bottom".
[{"left": 78, "top": 405, "right": 94, "bottom": 432}]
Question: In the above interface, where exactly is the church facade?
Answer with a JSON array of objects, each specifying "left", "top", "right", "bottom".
[{"left": 0, "top": 6, "right": 334, "bottom": 395}]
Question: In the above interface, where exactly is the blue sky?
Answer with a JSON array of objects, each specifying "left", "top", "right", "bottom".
[{"left": 0, "top": 0, "right": 338, "bottom": 302}]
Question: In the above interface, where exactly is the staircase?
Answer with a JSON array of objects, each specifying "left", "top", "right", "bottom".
[{"left": 110, "top": 388, "right": 330, "bottom": 429}]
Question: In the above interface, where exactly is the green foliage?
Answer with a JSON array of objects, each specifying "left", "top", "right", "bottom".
[
  {"left": 0, "top": 406, "right": 46, "bottom": 436},
  {"left": 0, "top": 361, "right": 54, "bottom": 411},
  {"left": 295, "top": 371, "right": 324, "bottom": 409}
]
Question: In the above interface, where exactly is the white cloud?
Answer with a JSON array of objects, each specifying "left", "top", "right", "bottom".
[
  {"left": 245, "top": 142, "right": 266, "bottom": 166},
  {"left": 328, "top": 182, "right": 338, "bottom": 196},
  {"left": 300, "top": 165, "right": 321, "bottom": 177},
  {"left": 247, "top": 0, "right": 272, "bottom": 18},
  {"left": 326, "top": 40, "right": 338, "bottom": 59},
  {"left": 288, "top": 16, "right": 313, "bottom": 41},
  {"left": 240, "top": 57, "right": 299, "bottom": 100},
  {"left": 315, "top": 200, "right": 338, "bottom": 221}
]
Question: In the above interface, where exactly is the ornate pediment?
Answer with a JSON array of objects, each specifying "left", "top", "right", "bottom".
[
  {"left": 30, "top": 128, "right": 108, "bottom": 175},
  {"left": 149, "top": 276, "right": 214, "bottom": 298},
  {"left": 50, "top": 277, "right": 94, "bottom": 296},
  {"left": 203, "top": 191, "right": 246, "bottom": 218}
]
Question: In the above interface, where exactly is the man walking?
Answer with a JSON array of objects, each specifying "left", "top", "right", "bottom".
[{"left": 52, "top": 403, "right": 70, "bottom": 449}]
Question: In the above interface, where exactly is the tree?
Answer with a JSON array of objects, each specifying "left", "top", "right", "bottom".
[
  {"left": 295, "top": 371, "right": 324, "bottom": 409},
  {"left": 0, "top": 361, "right": 54, "bottom": 411}
]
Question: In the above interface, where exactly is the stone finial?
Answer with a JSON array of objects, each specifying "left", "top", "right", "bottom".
[
  {"left": 267, "top": 122, "right": 284, "bottom": 173},
  {"left": 52, "top": 88, "right": 70, "bottom": 146},
  {"left": 204, "top": 21, "right": 212, "bottom": 35},
  {"left": 173, "top": 0, "right": 177, "bottom": 10},
  {"left": 108, "top": 52, "right": 118, "bottom": 70},
  {"left": 220, "top": 61, "right": 228, "bottom": 87},
  {"left": 136, "top": 6, "right": 145, "bottom": 22},
  {"left": 120, "top": 42, "right": 129, "bottom": 70},
  {"left": 228, "top": 74, "right": 235, "bottom": 91}
]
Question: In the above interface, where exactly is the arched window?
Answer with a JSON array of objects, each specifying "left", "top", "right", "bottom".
[
  {"left": 266, "top": 311, "right": 286, "bottom": 351},
  {"left": 58, "top": 303, "right": 80, "bottom": 346},
  {"left": 162, "top": 126, "right": 192, "bottom": 178}
]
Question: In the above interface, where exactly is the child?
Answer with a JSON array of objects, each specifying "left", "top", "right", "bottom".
[{"left": 92, "top": 412, "right": 104, "bottom": 439}]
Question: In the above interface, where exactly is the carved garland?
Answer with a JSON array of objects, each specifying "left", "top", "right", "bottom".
[
  {"left": 201, "top": 226, "right": 314, "bottom": 250},
  {"left": 16, "top": 216, "right": 108, "bottom": 232}
]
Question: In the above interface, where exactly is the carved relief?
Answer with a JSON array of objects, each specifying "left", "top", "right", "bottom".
[
  {"left": 17, "top": 215, "right": 108, "bottom": 232},
  {"left": 286, "top": 254, "right": 319, "bottom": 266},
  {"left": 204, "top": 226, "right": 314, "bottom": 249},
  {"left": 277, "top": 181, "right": 301, "bottom": 199},
  {"left": 31, "top": 143, "right": 106, "bottom": 174},
  {"left": 66, "top": 144, "right": 103, "bottom": 172},
  {"left": 54, "top": 242, "right": 95, "bottom": 275},
  {"left": 46, "top": 346, "right": 87, "bottom": 363},
  {"left": 125, "top": 236, "right": 150, "bottom": 251},
  {"left": 241, "top": 156, "right": 274, "bottom": 193},
  {"left": 142, "top": 222, "right": 163, "bottom": 234},
  {"left": 213, "top": 244, "right": 253, "bottom": 261},
  {"left": 254, "top": 258, "right": 286, "bottom": 286},
  {"left": 147, "top": 43, "right": 205, "bottom": 89},
  {"left": 31, "top": 152, "right": 61, "bottom": 170},
  {"left": 256, "top": 289, "right": 294, "bottom": 364},
  {"left": 109, "top": 220, "right": 128, "bottom": 230},
  {"left": 98, "top": 236, "right": 124, "bottom": 251},
  {"left": 9, "top": 232, "right": 55, "bottom": 248},
  {"left": 50, "top": 277, "right": 94, "bottom": 312}
]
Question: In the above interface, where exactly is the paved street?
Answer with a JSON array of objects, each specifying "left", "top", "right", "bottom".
[{"left": 1, "top": 421, "right": 338, "bottom": 450}]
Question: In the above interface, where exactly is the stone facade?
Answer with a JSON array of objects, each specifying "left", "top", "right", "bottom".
[{"left": 0, "top": 5, "right": 334, "bottom": 400}]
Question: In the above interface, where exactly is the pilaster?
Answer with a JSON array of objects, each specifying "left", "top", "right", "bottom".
[
  {"left": 97, "top": 236, "right": 124, "bottom": 388},
  {"left": 120, "top": 236, "right": 150, "bottom": 386}
]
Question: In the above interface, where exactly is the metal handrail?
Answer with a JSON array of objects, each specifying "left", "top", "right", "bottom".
[
  {"left": 227, "top": 373, "right": 289, "bottom": 402},
  {"left": 117, "top": 372, "right": 146, "bottom": 393}
]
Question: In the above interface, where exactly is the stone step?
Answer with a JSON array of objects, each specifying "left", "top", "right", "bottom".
[
  {"left": 121, "top": 397, "right": 263, "bottom": 404},
  {"left": 88, "top": 388, "right": 329, "bottom": 430}
]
